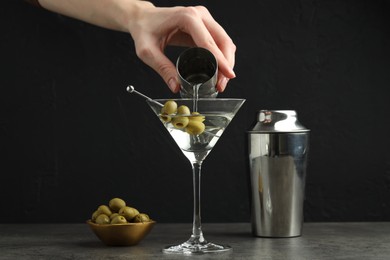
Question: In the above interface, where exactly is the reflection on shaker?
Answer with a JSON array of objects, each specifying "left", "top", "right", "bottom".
[{"left": 258, "top": 174, "right": 263, "bottom": 193}]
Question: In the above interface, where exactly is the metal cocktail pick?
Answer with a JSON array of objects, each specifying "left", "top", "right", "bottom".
[{"left": 126, "top": 85, "right": 163, "bottom": 107}]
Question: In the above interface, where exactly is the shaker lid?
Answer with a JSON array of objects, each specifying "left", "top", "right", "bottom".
[{"left": 248, "top": 110, "right": 310, "bottom": 133}]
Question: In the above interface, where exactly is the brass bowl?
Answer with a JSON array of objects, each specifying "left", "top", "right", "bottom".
[{"left": 87, "top": 220, "right": 156, "bottom": 246}]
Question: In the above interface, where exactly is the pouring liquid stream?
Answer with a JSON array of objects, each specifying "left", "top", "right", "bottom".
[
  {"left": 192, "top": 83, "right": 201, "bottom": 113},
  {"left": 190, "top": 83, "right": 221, "bottom": 142},
  {"left": 191, "top": 83, "right": 202, "bottom": 144}
]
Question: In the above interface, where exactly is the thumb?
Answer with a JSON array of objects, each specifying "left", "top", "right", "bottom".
[{"left": 136, "top": 45, "right": 180, "bottom": 93}]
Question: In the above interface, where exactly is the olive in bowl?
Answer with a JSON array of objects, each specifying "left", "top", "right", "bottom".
[{"left": 87, "top": 197, "right": 155, "bottom": 246}]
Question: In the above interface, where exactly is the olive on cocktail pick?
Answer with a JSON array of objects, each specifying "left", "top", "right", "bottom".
[
  {"left": 186, "top": 120, "right": 205, "bottom": 135},
  {"left": 172, "top": 104, "right": 191, "bottom": 129},
  {"left": 162, "top": 100, "right": 178, "bottom": 114},
  {"left": 177, "top": 105, "right": 191, "bottom": 115},
  {"left": 172, "top": 116, "right": 189, "bottom": 129},
  {"left": 190, "top": 112, "right": 205, "bottom": 122},
  {"left": 160, "top": 112, "right": 172, "bottom": 123}
]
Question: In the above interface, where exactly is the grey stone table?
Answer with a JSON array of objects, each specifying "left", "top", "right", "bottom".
[{"left": 1, "top": 222, "right": 389, "bottom": 260}]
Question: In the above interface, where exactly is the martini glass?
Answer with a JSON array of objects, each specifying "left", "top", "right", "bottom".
[{"left": 147, "top": 98, "right": 245, "bottom": 254}]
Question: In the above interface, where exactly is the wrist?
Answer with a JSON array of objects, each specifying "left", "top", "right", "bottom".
[{"left": 118, "top": 0, "right": 155, "bottom": 34}]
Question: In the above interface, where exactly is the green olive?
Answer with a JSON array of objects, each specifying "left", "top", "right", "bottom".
[
  {"left": 97, "top": 205, "right": 112, "bottom": 216},
  {"left": 190, "top": 112, "right": 205, "bottom": 122},
  {"left": 185, "top": 121, "right": 205, "bottom": 135},
  {"left": 161, "top": 100, "right": 177, "bottom": 114},
  {"left": 133, "top": 213, "right": 150, "bottom": 223},
  {"left": 110, "top": 213, "right": 119, "bottom": 220},
  {"left": 160, "top": 112, "right": 171, "bottom": 123},
  {"left": 91, "top": 210, "right": 99, "bottom": 221},
  {"left": 177, "top": 105, "right": 191, "bottom": 115},
  {"left": 95, "top": 214, "right": 110, "bottom": 224},
  {"left": 111, "top": 215, "right": 127, "bottom": 224},
  {"left": 119, "top": 206, "right": 140, "bottom": 221},
  {"left": 109, "top": 198, "right": 126, "bottom": 212},
  {"left": 172, "top": 116, "right": 189, "bottom": 129}
]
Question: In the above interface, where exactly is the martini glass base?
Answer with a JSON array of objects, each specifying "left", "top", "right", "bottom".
[{"left": 163, "top": 240, "right": 232, "bottom": 254}]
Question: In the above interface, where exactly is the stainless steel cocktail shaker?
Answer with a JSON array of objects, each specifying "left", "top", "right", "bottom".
[
  {"left": 248, "top": 110, "right": 310, "bottom": 237},
  {"left": 176, "top": 47, "right": 218, "bottom": 98}
]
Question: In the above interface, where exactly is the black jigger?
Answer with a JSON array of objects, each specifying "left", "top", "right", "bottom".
[{"left": 176, "top": 47, "right": 218, "bottom": 98}]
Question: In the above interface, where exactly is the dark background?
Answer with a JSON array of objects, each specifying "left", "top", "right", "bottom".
[{"left": 1, "top": 0, "right": 389, "bottom": 223}]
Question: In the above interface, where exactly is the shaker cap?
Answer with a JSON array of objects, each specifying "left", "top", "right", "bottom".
[{"left": 248, "top": 110, "right": 309, "bottom": 133}]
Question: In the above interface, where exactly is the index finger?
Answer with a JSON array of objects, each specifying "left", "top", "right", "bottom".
[
  {"left": 178, "top": 7, "right": 235, "bottom": 79},
  {"left": 196, "top": 6, "right": 236, "bottom": 70}
]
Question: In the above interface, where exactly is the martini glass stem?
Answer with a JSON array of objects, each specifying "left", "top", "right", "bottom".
[{"left": 191, "top": 161, "right": 206, "bottom": 243}]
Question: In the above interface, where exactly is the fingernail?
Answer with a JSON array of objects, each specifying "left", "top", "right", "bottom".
[
  {"left": 168, "top": 78, "right": 179, "bottom": 93},
  {"left": 230, "top": 69, "right": 236, "bottom": 78},
  {"left": 218, "top": 76, "right": 229, "bottom": 92}
]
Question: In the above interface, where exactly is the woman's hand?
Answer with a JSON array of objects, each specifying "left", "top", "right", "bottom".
[{"left": 127, "top": 4, "right": 236, "bottom": 93}]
